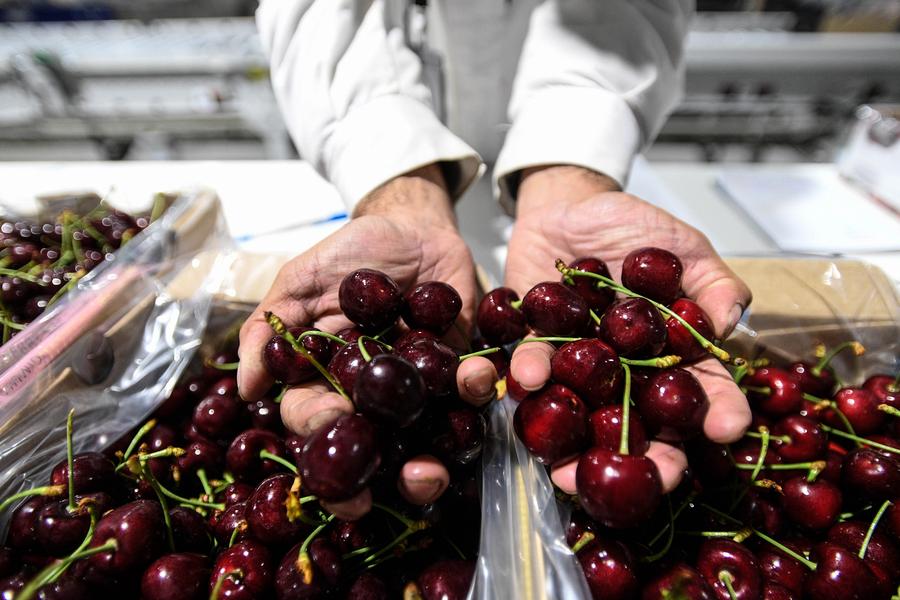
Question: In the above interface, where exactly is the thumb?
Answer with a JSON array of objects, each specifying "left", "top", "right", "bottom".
[{"left": 682, "top": 255, "right": 752, "bottom": 340}]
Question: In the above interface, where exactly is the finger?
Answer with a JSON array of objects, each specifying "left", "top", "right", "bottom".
[
  {"left": 550, "top": 458, "right": 578, "bottom": 495},
  {"left": 646, "top": 441, "right": 688, "bottom": 494},
  {"left": 457, "top": 356, "right": 498, "bottom": 406},
  {"left": 237, "top": 313, "right": 278, "bottom": 402},
  {"left": 687, "top": 358, "right": 752, "bottom": 444},
  {"left": 510, "top": 337, "right": 554, "bottom": 392},
  {"left": 681, "top": 246, "right": 752, "bottom": 340},
  {"left": 397, "top": 455, "right": 450, "bottom": 505},
  {"left": 280, "top": 383, "right": 354, "bottom": 437},
  {"left": 321, "top": 488, "right": 372, "bottom": 521}
]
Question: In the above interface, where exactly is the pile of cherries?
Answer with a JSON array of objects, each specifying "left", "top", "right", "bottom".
[
  {"left": 0, "top": 268, "right": 486, "bottom": 599},
  {"left": 476, "top": 248, "right": 899, "bottom": 600},
  {"left": 0, "top": 205, "right": 152, "bottom": 345}
]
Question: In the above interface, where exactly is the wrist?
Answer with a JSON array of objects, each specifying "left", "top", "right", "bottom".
[
  {"left": 354, "top": 164, "right": 457, "bottom": 230},
  {"left": 516, "top": 165, "right": 621, "bottom": 215}
]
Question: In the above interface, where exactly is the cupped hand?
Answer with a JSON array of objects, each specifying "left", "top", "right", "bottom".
[
  {"left": 237, "top": 166, "right": 498, "bottom": 518},
  {"left": 505, "top": 165, "right": 753, "bottom": 494}
]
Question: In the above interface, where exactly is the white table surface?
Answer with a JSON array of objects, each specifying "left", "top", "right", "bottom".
[{"left": 0, "top": 159, "right": 896, "bottom": 286}]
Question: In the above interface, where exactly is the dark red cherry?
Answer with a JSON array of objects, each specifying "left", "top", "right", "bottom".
[
  {"left": 225, "top": 429, "right": 286, "bottom": 482},
  {"left": 177, "top": 439, "right": 224, "bottom": 478},
  {"left": 274, "top": 538, "right": 341, "bottom": 599},
  {"left": 576, "top": 449, "right": 662, "bottom": 529},
  {"left": 327, "top": 339, "right": 386, "bottom": 392},
  {"left": 338, "top": 268, "right": 403, "bottom": 331},
  {"left": 168, "top": 506, "right": 212, "bottom": 554},
  {"left": 402, "top": 281, "right": 462, "bottom": 334},
  {"left": 832, "top": 387, "right": 884, "bottom": 435},
  {"left": 621, "top": 247, "right": 683, "bottom": 305},
  {"left": 433, "top": 407, "right": 485, "bottom": 465},
  {"left": 347, "top": 572, "right": 388, "bottom": 599},
  {"left": 563, "top": 257, "right": 615, "bottom": 313},
  {"left": 514, "top": 384, "right": 589, "bottom": 465},
  {"left": 246, "top": 474, "right": 307, "bottom": 546},
  {"left": 298, "top": 414, "right": 380, "bottom": 501},
  {"left": 36, "top": 493, "right": 114, "bottom": 556},
  {"left": 192, "top": 394, "right": 245, "bottom": 440},
  {"left": 696, "top": 539, "right": 762, "bottom": 600},
  {"left": 688, "top": 439, "right": 733, "bottom": 483},
  {"left": 329, "top": 520, "right": 373, "bottom": 554},
  {"left": 505, "top": 371, "right": 532, "bottom": 402},
  {"left": 221, "top": 483, "right": 254, "bottom": 508},
  {"left": 863, "top": 374, "right": 899, "bottom": 409},
  {"left": 782, "top": 476, "right": 842, "bottom": 530},
  {"left": 396, "top": 338, "right": 458, "bottom": 400},
  {"left": 597, "top": 298, "right": 666, "bottom": 358},
  {"left": 141, "top": 553, "right": 209, "bottom": 600},
  {"left": 757, "top": 545, "right": 808, "bottom": 594},
  {"left": 565, "top": 510, "right": 597, "bottom": 547},
  {"left": 476, "top": 287, "right": 527, "bottom": 345},
  {"left": 417, "top": 560, "right": 475, "bottom": 600},
  {"left": 335, "top": 326, "right": 365, "bottom": 344},
  {"left": 87, "top": 500, "right": 166, "bottom": 574},
  {"left": 805, "top": 542, "right": 877, "bottom": 600},
  {"left": 354, "top": 354, "right": 426, "bottom": 427},
  {"left": 50, "top": 452, "right": 115, "bottom": 495},
  {"left": 209, "top": 540, "right": 273, "bottom": 600},
  {"left": 641, "top": 563, "right": 714, "bottom": 600},
  {"left": 211, "top": 501, "right": 249, "bottom": 546},
  {"left": 763, "top": 583, "right": 798, "bottom": 600},
  {"left": 0, "top": 548, "right": 17, "bottom": 580},
  {"left": 842, "top": 447, "right": 900, "bottom": 499},
  {"left": 789, "top": 362, "right": 835, "bottom": 397},
  {"left": 522, "top": 281, "right": 590, "bottom": 337},
  {"left": 737, "top": 490, "right": 784, "bottom": 535},
  {"left": 664, "top": 298, "right": 715, "bottom": 362},
  {"left": 589, "top": 406, "right": 649, "bottom": 455},
  {"left": 262, "top": 326, "right": 334, "bottom": 385},
  {"left": 7, "top": 497, "right": 49, "bottom": 551},
  {"left": 549, "top": 339, "right": 622, "bottom": 409},
  {"left": 744, "top": 367, "right": 804, "bottom": 416},
  {"left": 827, "top": 521, "right": 900, "bottom": 580},
  {"left": 771, "top": 416, "right": 826, "bottom": 462},
  {"left": 247, "top": 397, "right": 282, "bottom": 432},
  {"left": 577, "top": 538, "right": 638, "bottom": 600},
  {"left": 887, "top": 500, "right": 900, "bottom": 541},
  {"left": 730, "top": 439, "right": 783, "bottom": 482},
  {"left": 471, "top": 336, "right": 510, "bottom": 377},
  {"left": 636, "top": 367, "right": 709, "bottom": 441}
]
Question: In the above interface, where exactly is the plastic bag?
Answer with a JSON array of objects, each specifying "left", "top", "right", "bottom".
[{"left": 0, "top": 189, "right": 234, "bottom": 521}]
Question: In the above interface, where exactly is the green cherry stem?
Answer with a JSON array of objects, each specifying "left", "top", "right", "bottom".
[
  {"left": 571, "top": 531, "right": 595, "bottom": 554},
  {"left": 260, "top": 449, "right": 298, "bottom": 474},
  {"left": 204, "top": 359, "right": 239, "bottom": 371},
  {"left": 750, "top": 427, "right": 771, "bottom": 482},
  {"left": 589, "top": 309, "right": 602, "bottom": 326},
  {"left": 197, "top": 468, "right": 213, "bottom": 499},
  {"left": 733, "top": 460, "right": 826, "bottom": 472},
  {"left": 0, "top": 268, "right": 46, "bottom": 284},
  {"left": 140, "top": 462, "right": 176, "bottom": 552},
  {"left": 744, "top": 386, "right": 771, "bottom": 395},
  {"left": 752, "top": 529, "right": 817, "bottom": 571},
  {"left": 879, "top": 404, "right": 900, "bottom": 418},
  {"left": 819, "top": 425, "right": 900, "bottom": 455},
  {"left": 297, "top": 514, "right": 336, "bottom": 584},
  {"left": 812, "top": 341, "right": 865, "bottom": 377},
  {"left": 17, "top": 536, "right": 115, "bottom": 600},
  {"left": 122, "top": 418, "right": 158, "bottom": 462},
  {"left": 643, "top": 496, "right": 676, "bottom": 563},
  {"left": 0, "top": 484, "right": 66, "bottom": 514},
  {"left": 65, "top": 408, "right": 76, "bottom": 512},
  {"left": 509, "top": 299, "right": 523, "bottom": 311},
  {"left": 888, "top": 372, "right": 900, "bottom": 394},
  {"left": 745, "top": 430, "right": 791, "bottom": 444},
  {"left": 357, "top": 337, "right": 372, "bottom": 362},
  {"left": 458, "top": 347, "right": 501, "bottom": 361},
  {"left": 619, "top": 363, "right": 632, "bottom": 455},
  {"left": 297, "top": 329, "right": 349, "bottom": 347},
  {"left": 719, "top": 572, "right": 739, "bottom": 600},
  {"left": 620, "top": 355, "right": 681, "bottom": 368},
  {"left": 210, "top": 568, "right": 243, "bottom": 600},
  {"left": 556, "top": 260, "right": 731, "bottom": 362},
  {"left": 860, "top": 500, "right": 892, "bottom": 560}
]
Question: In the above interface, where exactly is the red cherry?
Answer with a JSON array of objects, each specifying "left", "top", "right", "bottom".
[
  {"left": 513, "top": 384, "right": 589, "bottom": 465},
  {"left": 588, "top": 406, "right": 650, "bottom": 455},
  {"left": 832, "top": 387, "right": 885, "bottom": 435},
  {"left": 789, "top": 361, "right": 835, "bottom": 397},
  {"left": 576, "top": 448, "right": 662, "bottom": 529},
  {"left": 597, "top": 298, "right": 667, "bottom": 359},
  {"left": 641, "top": 563, "right": 714, "bottom": 600},
  {"left": 805, "top": 542, "right": 878, "bottom": 600},
  {"left": 209, "top": 540, "right": 273, "bottom": 600},
  {"left": 664, "top": 298, "right": 715, "bottom": 362},
  {"left": 864, "top": 374, "right": 899, "bottom": 409},
  {"left": 696, "top": 539, "right": 762, "bottom": 600},
  {"left": 744, "top": 368, "right": 804, "bottom": 416},
  {"left": 549, "top": 339, "right": 622, "bottom": 409},
  {"left": 563, "top": 257, "right": 615, "bottom": 313},
  {"left": 338, "top": 268, "right": 403, "bottom": 331},
  {"left": 522, "top": 281, "right": 590, "bottom": 337},
  {"left": 771, "top": 416, "right": 826, "bottom": 462},
  {"left": 476, "top": 287, "right": 527, "bottom": 345},
  {"left": 635, "top": 367, "right": 709, "bottom": 442},
  {"left": 621, "top": 247, "right": 683, "bottom": 305},
  {"left": 577, "top": 538, "right": 638, "bottom": 600},
  {"left": 782, "top": 476, "right": 842, "bottom": 531}
]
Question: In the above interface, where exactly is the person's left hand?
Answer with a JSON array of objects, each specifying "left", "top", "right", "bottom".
[{"left": 504, "top": 165, "right": 753, "bottom": 495}]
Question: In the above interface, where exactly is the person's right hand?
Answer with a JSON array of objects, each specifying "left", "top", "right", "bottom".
[{"left": 237, "top": 164, "right": 498, "bottom": 520}]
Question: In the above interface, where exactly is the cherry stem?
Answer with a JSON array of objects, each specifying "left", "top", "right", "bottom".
[
  {"left": 682, "top": 530, "right": 741, "bottom": 538},
  {"left": 744, "top": 386, "right": 771, "bottom": 395},
  {"left": 122, "top": 418, "right": 157, "bottom": 462},
  {"left": 139, "top": 462, "right": 176, "bottom": 552},
  {"left": 372, "top": 502, "right": 425, "bottom": 531},
  {"left": 0, "top": 484, "right": 66, "bottom": 514},
  {"left": 820, "top": 424, "right": 900, "bottom": 455},
  {"left": 65, "top": 408, "right": 76, "bottom": 512},
  {"left": 273, "top": 386, "right": 287, "bottom": 404},
  {"left": 458, "top": 347, "right": 501, "bottom": 361},
  {"left": 734, "top": 460, "right": 826, "bottom": 473},
  {"left": 557, "top": 260, "right": 731, "bottom": 362},
  {"left": 357, "top": 337, "right": 372, "bottom": 362},
  {"left": 509, "top": 299, "right": 523, "bottom": 311},
  {"left": 266, "top": 311, "right": 350, "bottom": 402},
  {"left": 750, "top": 426, "right": 770, "bottom": 482},
  {"left": 260, "top": 449, "right": 298, "bottom": 474},
  {"left": 589, "top": 309, "right": 602, "bottom": 326},
  {"left": 47, "top": 270, "right": 84, "bottom": 308},
  {"left": 649, "top": 492, "right": 696, "bottom": 548},
  {"left": 343, "top": 545, "right": 374, "bottom": 560},
  {"left": 751, "top": 529, "right": 818, "bottom": 571},
  {"left": 888, "top": 372, "right": 900, "bottom": 393},
  {"left": 197, "top": 468, "right": 213, "bottom": 499},
  {"left": 619, "top": 363, "right": 632, "bottom": 455},
  {"left": 879, "top": 404, "right": 900, "bottom": 418},
  {"left": 620, "top": 355, "right": 681, "bottom": 368},
  {"left": 297, "top": 513, "right": 335, "bottom": 584},
  {"left": 813, "top": 341, "right": 864, "bottom": 377},
  {"left": 363, "top": 527, "right": 418, "bottom": 565},
  {"left": 0, "top": 268, "right": 46, "bottom": 284},
  {"left": 570, "top": 531, "right": 595, "bottom": 554},
  {"left": 297, "top": 329, "right": 349, "bottom": 347},
  {"left": 644, "top": 496, "right": 677, "bottom": 563},
  {"left": 210, "top": 568, "right": 243, "bottom": 600},
  {"left": 228, "top": 522, "right": 246, "bottom": 548},
  {"left": 719, "top": 572, "right": 739, "bottom": 600},
  {"left": 745, "top": 430, "right": 791, "bottom": 444},
  {"left": 150, "top": 471, "right": 225, "bottom": 511},
  {"left": 17, "top": 536, "right": 116, "bottom": 600},
  {"left": 803, "top": 394, "right": 859, "bottom": 442},
  {"left": 204, "top": 359, "right": 239, "bottom": 371},
  {"left": 859, "top": 500, "right": 892, "bottom": 560}
]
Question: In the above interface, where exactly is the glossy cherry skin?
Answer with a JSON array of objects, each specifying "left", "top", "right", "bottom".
[
  {"left": 863, "top": 374, "right": 899, "bottom": 409},
  {"left": 597, "top": 298, "right": 667, "bottom": 358},
  {"left": 636, "top": 368, "right": 709, "bottom": 441},
  {"left": 50, "top": 451, "right": 115, "bottom": 495},
  {"left": 576, "top": 449, "right": 662, "bottom": 529},
  {"left": 738, "top": 490, "right": 784, "bottom": 535},
  {"left": 589, "top": 406, "right": 650, "bottom": 455},
  {"left": 472, "top": 336, "right": 510, "bottom": 377},
  {"left": 417, "top": 560, "right": 475, "bottom": 600},
  {"left": 209, "top": 540, "right": 273, "bottom": 600},
  {"left": 827, "top": 521, "right": 900, "bottom": 580},
  {"left": 757, "top": 546, "right": 808, "bottom": 594},
  {"left": 730, "top": 439, "right": 783, "bottom": 482},
  {"left": 771, "top": 415, "right": 826, "bottom": 462},
  {"left": 887, "top": 501, "right": 900, "bottom": 541},
  {"left": 211, "top": 501, "right": 249, "bottom": 546},
  {"left": 221, "top": 483, "right": 254, "bottom": 508},
  {"left": 641, "top": 563, "right": 714, "bottom": 600},
  {"left": 87, "top": 500, "right": 166, "bottom": 574},
  {"left": 262, "top": 326, "right": 334, "bottom": 385},
  {"left": 513, "top": 384, "right": 589, "bottom": 465},
  {"left": 354, "top": 354, "right": 426, "bottom": 427},
  {"left": 327, "top": 339, "right": 386, "bottom": 392},
  {"left": 6, "top": 496, "right": 49, "bottom": 552},
  {"left": 696, "top": 539, "right": 762, "bottom": 600},
  {"left": 522, "top": 281, "right": 590, "bottom": 337},
  {"left": 338, "top": 268, "right": 403, "bottom": 331},
  {"left": 396, "top": 338, "right": 458, "bottom": 400},
  {"left": 347, "top": 573, "right": 388, "bottom": 599},
  {"left": 402, "top": 281, "right": 462, "bottom": 334},
  {"left": 329, "top": 520, "right": 373, "bottom": 554},
  {"left": 782, "top": 476, "right": 842, "bottom": 530},
  {"left": 577, "top": 539, "right": 638, "bottom": 600},
  {"left": 433, "top": 407, "right": 486, "bottom": 465},
  {"left": 805, "top": 542, "right": 878, "bottom": 600},
  {"left": 620, "top": 247, "right": 683, "bottom": 305},
  {"left": 168, "top": 506, "right": 212, "bottom": 554},
  {"left": 225, "top": 429, "right": 286, "bottom": 483},
  {"left": 245, "top": 474, "right": 307, "bottom": 546},
  {"left": 842, "top": 447, "right": 900, "bottom": 499},
  {"left": 763, "top": 583, "right": 798, "bottom": 600},
  {"left": 832, "top": 387, "right": 884, "bottom": 435},
  {"left": 744, "top": 367, "right": 804, "bottom": 416},
  {"left": 298, "top": 414, "right": 381, "bottom": 501},
  {"left": 789, "top": 361, "right": 835, "bottom": 397},
  {"left": 275, "top": 538, "right": 341, "bottom": 598},
  {"left": 247, "top": 397, "right": 282, "bottom": 432},
  {"left": 394, "top": 328, "right": 440, "bottom": 351},
  {"left": 550, "top": 339, "right": 622, "bottom": 409},
  {"left": 141, "top": 553, "right": 209, "bottom": 600},
  {"left": 663, "top": 298, "right": 715, "bottom": 362},
  {"left": 563, "top": 257, "right": 616, "bottom": 313},
  {"left": 36, "top": 493, "right": 114, "bottom": 556},
  {"left": 477, "top": 287, "right": 527, "bottom": 345},
  {"left": 192, "top": 394, "right": 245, "bottom": 440}
]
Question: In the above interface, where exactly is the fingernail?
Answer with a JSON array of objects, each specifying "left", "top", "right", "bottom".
[
  {"left": 464, "top": 368, "right": 494, "bottom": 399},
  {"left": 727, "top": 304, "right": 745, "bottom": 334}
]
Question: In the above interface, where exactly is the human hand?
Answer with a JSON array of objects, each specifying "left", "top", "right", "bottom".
[
  {"left": 505, "top": 165, "right": 753, "bottom": 494},
  {"left": 237, "top": 165, "right": 498, "bottom": 519}
]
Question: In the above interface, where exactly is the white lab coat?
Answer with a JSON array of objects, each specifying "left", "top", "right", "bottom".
[{"left": 256, "top": 0, "right": 692, "bottom": 214}]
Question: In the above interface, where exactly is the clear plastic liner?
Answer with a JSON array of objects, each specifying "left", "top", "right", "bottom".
[
  {"left": 0, "top": 189, "right": 233, "bottom": 526},
  {"left": 469, "top": 396, "right": 591, "bottom": 600}
]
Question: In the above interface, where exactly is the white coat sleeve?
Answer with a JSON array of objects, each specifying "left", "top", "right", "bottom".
[
  {"left": 256, "top": 0, "right": 483, "bottom": 211},
  {"left": 494, "top": 0, "right": 693, "bottom": 212}
]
